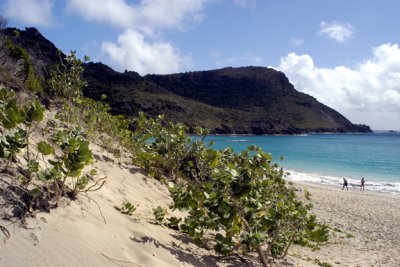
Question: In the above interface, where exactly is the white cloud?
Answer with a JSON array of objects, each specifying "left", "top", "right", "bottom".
[
  {"left": 2, "top": 0, "right": 57, "bottom": 27},
  {"left": 66, "top": 0, "right": 136, "bottom": 29},
  {"left": 68, "top": 0, "right": 206, "bottom": 74},
  {"left": 234, "top": 0, "right": 256, "bottom": 8},
  {"left": 290, "top": 37, "right": 304, "bottom": 46},
  {"left": 101, "top": 29, "right": 190, "bottom": 75},
  {"left": 139, "top": 0, "right": 206, "bottom": 31},
  {"left": 318, "top": 21, "right": 354, "bottom": 43},
  {"left": 277, "top": 43, "right": 400, "bottom": 130},
  {"left": 66, "top": 0, "right": 206, "bottom": 33}
]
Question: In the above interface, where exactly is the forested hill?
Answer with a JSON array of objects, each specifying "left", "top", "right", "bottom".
[{"left": 0, "top": 27, "right": 371, "bottom": 134}]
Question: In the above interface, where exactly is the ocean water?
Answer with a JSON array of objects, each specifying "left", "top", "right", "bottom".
[{"left": 202, "top": 132, "right": 400, "bottom": 194}]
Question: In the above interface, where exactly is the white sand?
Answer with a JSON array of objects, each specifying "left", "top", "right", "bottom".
[
  {"left": 288, "top": 183, "right": 400, "bottom": 267},
  {"left": 0, "top": 113, "right": 399, "bottom": 266},
  {"left": 0, "top": 143, "right": 223, "bottom": 266}
]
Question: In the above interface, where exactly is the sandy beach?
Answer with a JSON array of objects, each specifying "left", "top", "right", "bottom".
[
  {"left": 0, "top": 140, "right": 399, "bottom": 267},
  {"left": 288, "top": 183, "right": 400, "bottom": 267}
]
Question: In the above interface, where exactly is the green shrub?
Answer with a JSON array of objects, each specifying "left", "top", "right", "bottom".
[
  {"left": 132, "top": 114, "right": 329, "bottom": 266},
  {"left": 0, "top": 87, "right": 102, "bottom": 215}
]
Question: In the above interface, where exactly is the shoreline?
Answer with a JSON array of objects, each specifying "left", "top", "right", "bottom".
[
  {"left": 288, "top": 181, "right": 400, "bottom": 266},
  {"left": 295, "top": 180, "right": 400, "bottom": 200},
  {"left": 286, "top": 179, "right": 400, "bottom": 199},
  {"left": 204, "top": 131, "right": 379, "bottom": 137},
  {"left": 285, "top": 169, "right": 400, "bottom": 196},
  {"left": 204, "top": 133, "right": 400, "bottom": 196}
]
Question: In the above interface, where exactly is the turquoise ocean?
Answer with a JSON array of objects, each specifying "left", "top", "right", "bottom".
[{"left": 204, "top": 132, "right": 400, "bottom": 194}]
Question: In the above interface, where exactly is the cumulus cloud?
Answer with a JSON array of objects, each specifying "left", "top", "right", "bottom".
[
  {"left": 318, "top": 21, "right": 354, "bottom": 43},
  {"left": 66, "top": 0, "right": 206, "bottom": 33},
  {"left": 66, "top": 0, "right": 136, "bottom": 29},
  {"left": 102, "top": 29, "right": 190, "bottom": 75},
  {"left": 2, "top": 0, "right": 57, "bottom": 27},
  {"left": 67, "top": 0, "right": 206, "bottom": 74},
  {"left": 277, "top": 43, "right": 400, "bottom": 129}
]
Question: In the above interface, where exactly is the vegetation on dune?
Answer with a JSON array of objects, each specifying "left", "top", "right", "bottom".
[
  {"left": 48, "top": 51, "right": 133, "bottom": 160},
  {"left": 132, "top": 112, "right": 329, "bottom": 266},
  {"left": 0, "top": 86, "right": 103, "bottom": 220},
  {"left": 0, "top": 48, "right": 133, "bottom": 226},
  {"left": 0, "top": 50, "right": 124, "bottom": 221},
  {"left": 119, "top": 201, "right": 137, "bottom": 216},
  {"left": 0, "top": 33, "right": 329, "bottom": 266},
  {"left": 0, "top": 50, "right": 115, "bottom": 222}
]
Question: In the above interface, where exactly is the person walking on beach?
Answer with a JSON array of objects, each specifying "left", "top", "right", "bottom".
[
  {"left": 342, "top": 178, "right": 348, "bottom": 191},
  {"left": 360, "top": 177, "right": 365, "bottom": 191}
]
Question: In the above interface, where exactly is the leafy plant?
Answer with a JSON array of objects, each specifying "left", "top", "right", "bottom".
[
  {"left": 132, "top": 112, "right": 193, "bottom": 180},
  {"left": 0, "top": 98, "right": 26, "bottom": 129},
  {"left": 166, "top": 216, "right": 182, "bottom": 230},
  {"left": 60, "top": 136, "right": 93, "bottom": 177},
  {"left": 37, "top": 141, "right": 53, "bottom": 156},
  {"left": 39, "top": 130, "right": 95, "bottom": 199},
  {"left": 0, "top": 86, "right": 102, "bottom": 211},
  {"left": 132, "top": 114, "right": 329, "bottom": 266},
  {"left": 0, "top": 128, "right": 28, "bottom": 161},
  {"left": 27, "top": 160, "right": 39, "bottom": 173},
  {"left": 47, "top": 51, "right": 88, "bottom": 101},
  {"left": 77, "top": 97, "right": 133, "bottom": 156},
  {"left": 47, "top": 53, "right": 133, "bottom": 157},
  {"left": 120, "top": 202, "right": 136, "bottom": 216},
  {"left": 47, "top": 51, "right": 88, "bottom": 126},
  {"left": 24, "top": 100, "right": 45, "bottom": 125},
  {"left": 153, "top": 206, "right": 167, "bottom": 225}
]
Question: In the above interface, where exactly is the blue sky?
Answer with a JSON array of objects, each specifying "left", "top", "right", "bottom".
[{"left": 2, "top": 0, "right": 400, "bottom": 130}]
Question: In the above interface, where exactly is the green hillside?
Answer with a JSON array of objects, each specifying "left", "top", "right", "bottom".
[{"left": 0, "top": 27, "right": 371, "bottom": 134}]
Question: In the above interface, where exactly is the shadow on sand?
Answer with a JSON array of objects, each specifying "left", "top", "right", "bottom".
[{"left": 130, "top": 233, "right": 259, "bottom": 267}]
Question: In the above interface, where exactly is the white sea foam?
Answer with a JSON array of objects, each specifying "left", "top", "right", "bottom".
[
  {"left": 231, "top": 139, "right": 250, "bottom": 142},
  {"left": 285, "top": 169, "right": 400, "bottom": 195}
]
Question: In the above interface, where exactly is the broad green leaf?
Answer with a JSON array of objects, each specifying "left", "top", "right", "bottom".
[
  {"left": 27, "top": 160, "right": 39, "bottom": 173},
  {"left": 211, "top": 158, "right": 219, "bottom": 167},
  {"left": 37, "top": 141, "right": 53, "bottom": 155}
]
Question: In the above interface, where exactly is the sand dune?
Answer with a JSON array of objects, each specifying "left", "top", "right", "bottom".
[
  {"left": 1, "top": 140, "right": 399, "bottom": 266},
  {"left": 0, "top": 143, "right": 223, "bottom": 267}
]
